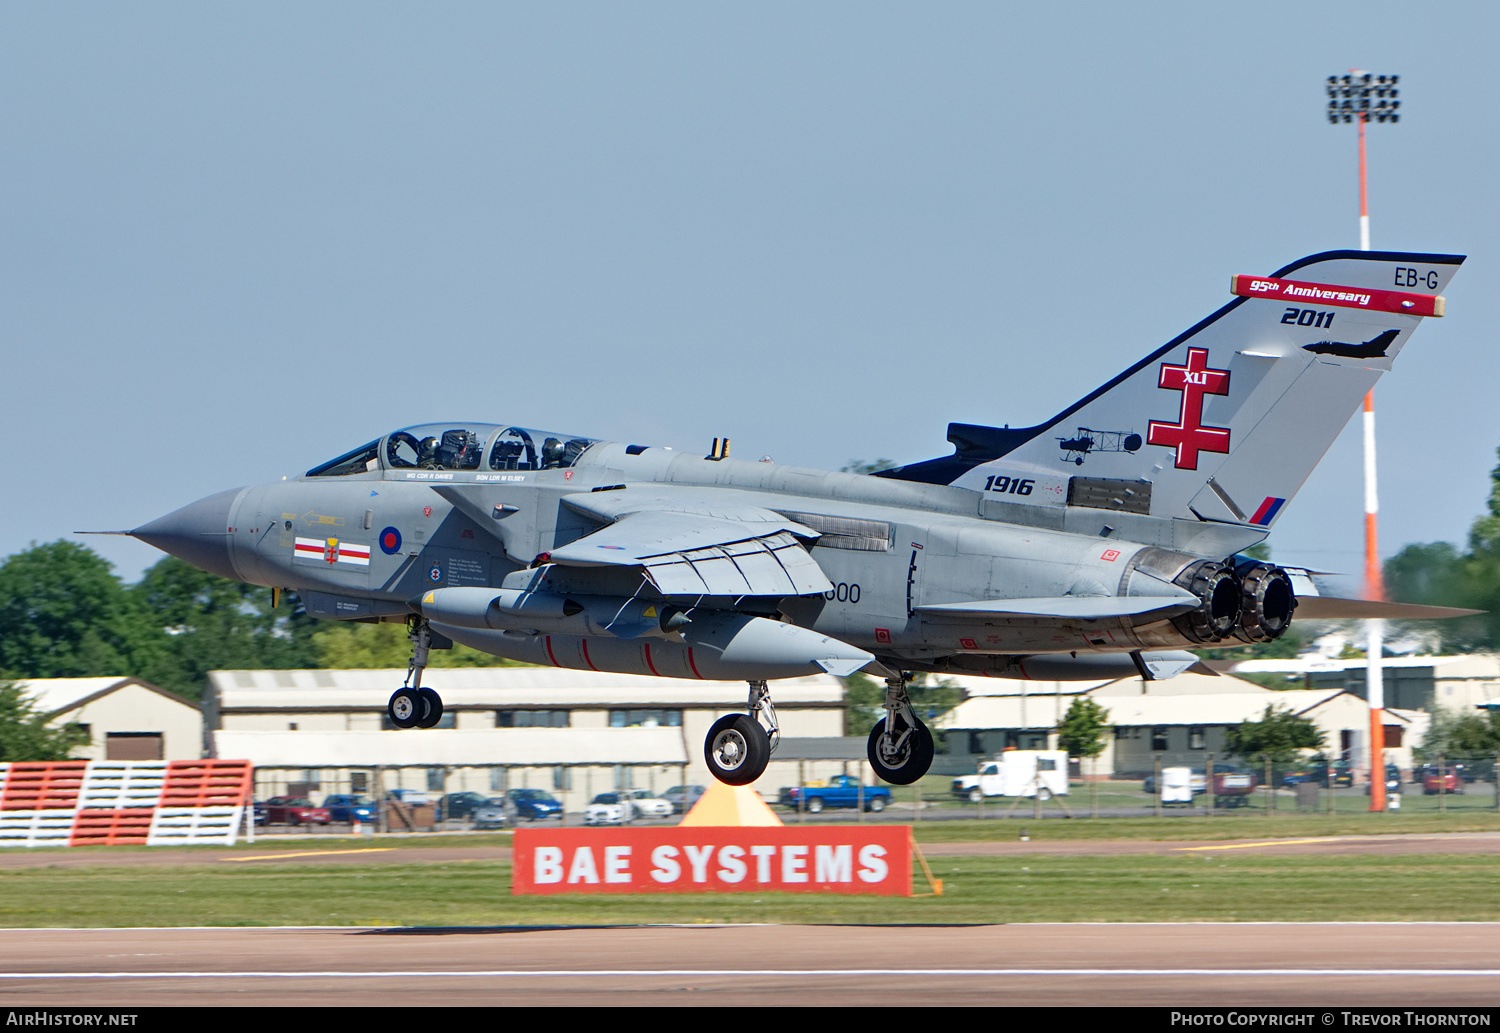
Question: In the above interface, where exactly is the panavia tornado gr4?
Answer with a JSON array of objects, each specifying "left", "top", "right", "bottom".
[{"left": 120, "top": 249, "right": 1475, "bottom": 788}]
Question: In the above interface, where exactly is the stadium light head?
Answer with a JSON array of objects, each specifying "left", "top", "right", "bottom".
[{"left": 1325, "top": 73, "right": 1400, "bottom": 125}]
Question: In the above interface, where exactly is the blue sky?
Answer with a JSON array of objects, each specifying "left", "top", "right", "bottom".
[{"left": 3, "top": 2, "right": 1496, "bottom": 594}]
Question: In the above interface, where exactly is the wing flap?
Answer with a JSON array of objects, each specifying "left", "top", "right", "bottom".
[{"left": 549, "top": 514, "right": 832, "bottom": 597}]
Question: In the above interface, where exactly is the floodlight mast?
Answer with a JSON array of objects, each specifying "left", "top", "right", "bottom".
[
  {"left": 1326, "top": 72, "right": 1399, "bottom": 249},
  {"left": 1328, "top": 70, "right": 1399, "bottom": 812}
]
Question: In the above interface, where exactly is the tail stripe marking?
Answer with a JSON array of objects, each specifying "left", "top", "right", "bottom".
[{"left": 1250, "top": 496, "right": 1287, "bottom": 527}]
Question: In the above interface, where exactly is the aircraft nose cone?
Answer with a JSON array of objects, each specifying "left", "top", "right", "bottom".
[{"left": 130, "top": 487, "right": 245, "bottom": 580}]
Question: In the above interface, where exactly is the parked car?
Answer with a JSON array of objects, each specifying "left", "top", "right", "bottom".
[
  {"left": 259, "top": 796, "right": 332, "bottom": 826},
  {"left": 779, "top": 774, "right": 891, "bottom": 813},
  {"left": 1423, "top": 768, "right": 1465, "bottom": 795},
  {"left": 438, "top": 792, "right": 491, "bottom": 821},
  {"left": 1416, "top": 762, "right": 1477, "bottom": 785},
  {"left": 619, "top": 789, "right": 673, "bottom": 818},
  {"left": 322, "top": 794, "right": 379, "bottom": 825},
  {"left": 661, "top": 785, "right": 706, "bottom": 814},
  {"left": 1142, "top": 766, "right": 1258, "bottom": 798},
  {"left": 471, "top": 797, "right": 510, "bottom": 830},
  {"left": 585, "top": 792, "right": 629, "bottom": 825},
  {"left": 1305, "top": 761, "right": 1354, "bottom": 788},
  {"left": 1142, "top": 770, "right": 1208, "bottom": 795},
  {"left": 506, "top": 788, "right": 563, "bottom": 821},
  {"left": 1364, "top": 765, "right": 1402, "bottom": 795}
]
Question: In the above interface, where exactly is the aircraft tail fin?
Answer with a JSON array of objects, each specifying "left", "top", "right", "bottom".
[{"left": 882, "top": 250, "right": 1462, "bottom": 533}]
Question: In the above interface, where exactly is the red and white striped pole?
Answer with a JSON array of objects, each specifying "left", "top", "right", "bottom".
[
  {"left": 1330, "top": 69, "right": 1399, "bottom": 811},
  {"left": 1359, "top": 112, "right": 1371, "bottom": 250},
  {"left": 1364, "top": 388, "right": 1386, "bottom": 812}
]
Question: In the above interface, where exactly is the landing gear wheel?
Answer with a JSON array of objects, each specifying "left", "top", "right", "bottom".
[
  {"left": 415, "top": 687, "right": 443, "bottom": 728},
  {"left": 388, "top": 688, "right": 421, "bottom": 729},
  {"left": 867, "top": 716, "right": 934, "bottom": 786},
  {"left": 704, "top": 714, "right": 770, "bottom": 786}
]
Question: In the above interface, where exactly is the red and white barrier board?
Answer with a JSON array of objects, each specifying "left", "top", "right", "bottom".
[
  {"left": 0, "top": 760, "right": 253, "bottom": 847},
  {"left": 513, "top": 826, "right": 913, "bottom": 896}
]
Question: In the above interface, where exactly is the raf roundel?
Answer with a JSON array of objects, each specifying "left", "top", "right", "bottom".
[{"left": 379, "top": 526, "right": 403, "bottom": 555}]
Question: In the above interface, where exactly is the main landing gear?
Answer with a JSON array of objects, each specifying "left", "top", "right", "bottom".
[
  {"left": 704, "top": 680, "right": 779, "bottom": 786},
  {"left": 388, "top": 618, "right": 444, "bottom": 729},
  {"left": 867, "top": 673, "right": 933, "bottom": 785}
]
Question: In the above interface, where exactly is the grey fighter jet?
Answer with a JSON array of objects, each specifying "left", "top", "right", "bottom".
[{"left": 120, "top": 249, "right": 1476, "bottom": 788}]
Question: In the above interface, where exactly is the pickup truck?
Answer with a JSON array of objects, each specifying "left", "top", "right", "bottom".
[{"left": 778, "top": 775, "right": 890, "bottom": 813}]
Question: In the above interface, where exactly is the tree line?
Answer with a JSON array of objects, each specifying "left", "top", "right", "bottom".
[
  {"left": 0, "top": 541, "right": 514, "bottom": 701},
  {"left": 1386, "top": 447, "right": 1500, "bottom": 651}
]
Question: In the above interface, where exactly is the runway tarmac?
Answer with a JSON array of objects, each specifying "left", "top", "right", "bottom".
[
  {"left": 0, "top": 922, "right": 1494, "bottom": 1007},
  {"left": 0, "top": 833, "right": 1496, "bottom": 1006}
]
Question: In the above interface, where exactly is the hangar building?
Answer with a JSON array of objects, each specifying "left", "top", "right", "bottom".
[
  {"left": 14, "top": 677, "right": 203, "bottom": 761},
  {"left": 937, "top": 671, "right": 1427, "bottom": 779},
  {"left": 205, "top": 667, "right": 848, "bottom": 808}
]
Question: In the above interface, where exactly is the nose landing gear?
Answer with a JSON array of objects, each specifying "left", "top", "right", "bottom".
[{"left": 388, "top": 618, "right": 445, "bottom": 729}]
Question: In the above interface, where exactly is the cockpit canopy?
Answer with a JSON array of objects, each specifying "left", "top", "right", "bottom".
[{"left": 306, "top": 424, "right": 598, "bottom": 477}]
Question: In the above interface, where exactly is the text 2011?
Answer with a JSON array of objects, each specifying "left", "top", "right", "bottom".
[{"left": 1281, "top": 307, "right": 1334, "bottom": 329}]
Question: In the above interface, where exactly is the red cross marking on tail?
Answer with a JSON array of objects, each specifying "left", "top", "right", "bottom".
[{"left": 1147, "top": 347, "right": 1231, "bottom": 470}]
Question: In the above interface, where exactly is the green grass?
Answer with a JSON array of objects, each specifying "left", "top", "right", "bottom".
[
  {"left": 4, "top": 852, "right": 1500, "bottom": 927},
  {"left": 907, "top": 809, "right": 1500, "bottom": 842},
  {"left": 870, "top": 776, "right": 1500, "bottom": 837}
]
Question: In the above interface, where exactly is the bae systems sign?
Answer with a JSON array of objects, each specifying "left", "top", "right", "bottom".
[{"left": 512, "top": 826, "right": 913, "bottom": 896}]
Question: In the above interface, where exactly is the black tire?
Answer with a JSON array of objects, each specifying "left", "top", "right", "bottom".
[
  {"left": 388, "top": 688, "right": 421, "bottom": 729},
  {"left": 704, "top": 714, "right": 770, "bottom": 786},
  {"left": 867, "top": 795, "right": 886, "bottom": 813},
  {"left": 415, "top": 687, "right": 443, "bottom": 728},
  {"left": 867, "top": 716, "right": 934, "bottom": 786},
  {"left": 968, "top": 787, "right": 983, "bottom": 804},
  {"left": 806, "top": 796, "right": 824, "bottom": 814}
]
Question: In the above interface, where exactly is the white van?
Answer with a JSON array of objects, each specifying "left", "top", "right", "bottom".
[{"left": 951, "top": 750, "right": 1071, "bottom": 801}]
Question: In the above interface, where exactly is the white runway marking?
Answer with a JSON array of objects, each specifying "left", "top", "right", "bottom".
[{"left": 2, "top": 968, "right": 1498, "bottom": 980}]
